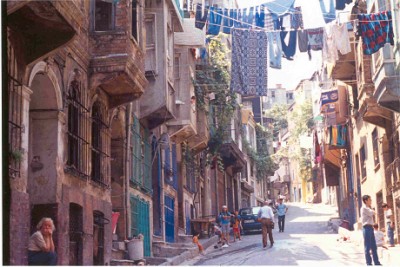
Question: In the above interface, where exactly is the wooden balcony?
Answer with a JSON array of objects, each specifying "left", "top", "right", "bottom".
[
  {"left": 89, "top": 32, "right": 147, "bottom": 108},
  {"left": 360, "top": 96, "right": 392, "bottom": 129},
  {"left": 187, "top": 109, "right": 210, "bottom": 151},
  {"left": 7, "top": 0, "right": 83, "bottom": 64},
  {"left": 220, "top": 138, "right": 246, "bottom": 173},
  {"left": 167, "top": 100, "right": 197, "bottom": 144}
]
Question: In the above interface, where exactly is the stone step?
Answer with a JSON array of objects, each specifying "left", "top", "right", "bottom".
[
  {"left": 113, "top": 241, "right": 126, "bottom": 251},
  {"left": 110, "top": 259, "right": 146, "bottom": 266},
  {"left": 144, "top": 257, "right": 169, "bottom": 266},
  {"left": 112, "top": 249, "right": 126, "bottom": 260}
]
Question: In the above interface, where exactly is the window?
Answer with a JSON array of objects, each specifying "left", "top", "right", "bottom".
[
  {"left": 174, "top": 55, "right": 180, "bottom": 80},
  {"left": 130, "top": 116, "right": 152, "bottom": 192},
  {"left": 91, "top": 101, "right": 108, "bottom": 186},
  {"left": 250, "top": 160, "right": 254, "bottom": 177},
  {"left": 372, "top": 128, "right": 380, "bottom": 167},
  {"left": 131, "top": 0, "right": 138, "bottom": 41},
  {"left": 145, "top": 14, "right": 157, "bottom": 72},
  {"left": 355, "top": 154, "right": 360, "bottom": 180},
  {"left": 8, "top": 42, "right": 23, "bottom": 178},
  {"left": 185, "top": 147, "right": 196, "bottom": 193},
  {"left": 360, "top": 145, "right": 367, "bottom": 180},
  {"left": 287, "top": 92, "right": 293, "bottom": 100},
  {"left": 167, "top": 24, "right": 174, "bottom": 82},
  {"left": 94, "top": 0, "right": 115, "bottom": 31},
  {"left": 66, "top": 79, "right": 90, "bottom": 179},
  {"left": 271, "top": 91, "right": 275, "bottom": 98}
]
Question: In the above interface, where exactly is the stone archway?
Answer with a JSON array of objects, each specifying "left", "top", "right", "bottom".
[{"left": 27, "top": 70, "right": 61, "bottom": 205}]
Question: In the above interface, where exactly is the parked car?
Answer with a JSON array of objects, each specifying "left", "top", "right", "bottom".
[{"left": 239, "top": 206, "right": 262, "bottom": 234}]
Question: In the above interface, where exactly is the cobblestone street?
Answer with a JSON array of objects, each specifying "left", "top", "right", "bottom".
[{"left": 181, "top": 203, "right": 366, "bottom": 266}]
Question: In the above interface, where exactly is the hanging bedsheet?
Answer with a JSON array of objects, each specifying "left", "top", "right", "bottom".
[
  {"left": 358, "top": 11, "right": 394, "bottom": 55},
  {"left": 231, "top": 29, "right": 268, "bottom": 96}
]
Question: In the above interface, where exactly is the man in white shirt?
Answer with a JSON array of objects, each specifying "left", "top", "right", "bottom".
[
  {"left": 382, "top": 203, "right": 395, "bottom": 247},
  {"left": 360, "top": 195, "right": 381, "bottom": 265},
  {"left": 257, "top": 200, "right": 275, "bottom": 248}
]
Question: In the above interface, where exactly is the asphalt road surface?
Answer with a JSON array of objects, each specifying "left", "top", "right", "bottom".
[{"left": 180, "top": 203, "right": 366, "bottom": 266}]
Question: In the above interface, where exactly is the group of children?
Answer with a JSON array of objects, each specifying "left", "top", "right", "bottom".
[{"left": 192, "top": 210, "right": 243, "bottom": 255}]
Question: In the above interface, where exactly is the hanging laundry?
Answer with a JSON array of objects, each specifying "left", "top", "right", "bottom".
[
  {"left": 325, "top": 112, "right": 337, "bottom": 127},
  {"left": 282, "top": 14, "right": 292, "bottom": 29},
  {"left": 195, "top": 3, "right": 208, "bottom": 29},
  {"left": 358, "top": 11, "right": 394, "bottom": 55},
  {"left": 319, "top": 0, "right": 336, "bottom": 24},
  {"left": 279, "top": 18, "right": 297, "bottom": 60},
  {"left": 335, "top": 0, "right": 352, "bottom": 10},
  {"left": 297, "top": 30, "right": 309, "bottom": 53},
  {"left": 307, "top": 27, "right": 325, "bottom": 51},
  {"left": 264, "top": 11, "right": 275, "bottom": 31},
  {"left": 301, "top": 0, "right": 326, "bottom": 29},
  {"left": 207, "top": 7, "right": 223, "bottom": 35},
  {"left": 291, "top": 6, "right": 304, "bottom": 30},
  {"left": 255, "top": 6, "right": 265, "bottom": 28},
  {"left": 234, "top": 9, "right": 242, "bottom": 29},
  {"left": 320, "top": 89, "right": 338, "bottom": 107},
  {"left": 222, "top": 8, "right": 234, "bottom": 34},
  {"left": 328, "top": 125, "right": 347, "bottom": 147},
  {"left": 242, "top": 7, "right": 255, "bottom": 29},
  {"left": 333, "top": 23, "right": 352, "bottom": 55},
  {"left": 314, "top": 131, "right": 322, "bottom": 164},
  {"left": 263, "top": 0, "right": 295, "bottom": 16},
  {"left": 268, "top": 32, "right": 282, "bottom": 69},
  {"left": 231, "top": 29, "right": 268, "bottom": 96},
  {"left": 323, "top": 23, "right": 339, "bottom": 64}
]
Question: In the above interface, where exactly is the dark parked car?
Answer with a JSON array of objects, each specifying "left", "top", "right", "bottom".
[{"left": 239, "top": 206, "right": 262, "bottom": 234}]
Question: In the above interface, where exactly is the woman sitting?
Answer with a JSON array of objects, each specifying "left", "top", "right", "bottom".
[{"left": 28, "top": 217, "right": 57, "bottom": 265}]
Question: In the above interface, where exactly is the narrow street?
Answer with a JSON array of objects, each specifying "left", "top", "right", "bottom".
[{"left": 181, "top": 203, "right": 365, "bottom": 266}]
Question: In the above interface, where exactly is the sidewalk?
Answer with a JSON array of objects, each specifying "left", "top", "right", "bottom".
[{"left": 335, "top": 224, "right": 400, "bottom": 266}]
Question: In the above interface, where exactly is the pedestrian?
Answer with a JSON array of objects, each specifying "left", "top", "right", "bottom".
[
  {"left": 276, "top": 198, "right": 288, "bottom": 233},
  {"left": 28, "top": 217, "right": 57, "bottom": 265},
  {"left": 218, "top": 205, "right": 231, "bottom": 247},
  {"left": 373, "top": 223, "right": 388, "bottom": 250},
  {"left": 382, "top": 203, "right": 395, "bottom": 247},
  {"left": 360, "top": 195, "right": 381, "bottom": 265},
  {"left": 257, "top": 200, "right": 275, "bottom": 248},
  {"left": 231, "top": 210, "right": 242, "bottom": 242},
  {"left": 192, "top": 232, "right": 205, "bottom": 255}
]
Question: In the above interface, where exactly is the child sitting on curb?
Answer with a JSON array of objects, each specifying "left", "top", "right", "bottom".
[{"left": 192, "top": 232, "right": 205, "bottom": 255}]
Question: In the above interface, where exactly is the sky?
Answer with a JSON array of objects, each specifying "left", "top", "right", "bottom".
[{"left": 236, "top": 0, "right": 330, "bottom": 90}]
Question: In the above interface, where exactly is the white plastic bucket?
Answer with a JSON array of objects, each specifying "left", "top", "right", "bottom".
[{"left": 127, "top": 239, "right": 144, "bottom": 260}]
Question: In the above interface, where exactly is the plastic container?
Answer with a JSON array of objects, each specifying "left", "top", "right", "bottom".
[{"left": 126, "top": 237, "right": 144, "bottom": 260}]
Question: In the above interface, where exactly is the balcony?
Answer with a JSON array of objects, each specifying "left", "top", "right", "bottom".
[
  {"left": 187, "top": 109, "right": 210, "bottom": 151},
  {"left": 220, "top": 137, "right": 246, "bottom": 173},
  {"left": 7, "top": 1, "right": 82, "bottom": 64},
  {"left": 89, "top": 30, "right": 147, "bottom": 108},
  {"left": 241, "top": 180, "right": 254, "bottom": 193},
  {"left": 330, "top": 32, "right": 356, "bottom": 81},
  {"left": 371, "top": 45, "right": 400, "bottom": 113},
  {"left": 167, "top": 99, "right": 197, "bottom": 143}
]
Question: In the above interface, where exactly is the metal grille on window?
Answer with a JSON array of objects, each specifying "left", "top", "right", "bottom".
[
  {"left": 8, "top": 42, "right": 23, "bottom": 178},
  {"left": 91, "top": 101, "right": 110, "bottom": 186},
  {"left": 143, "top": 129, "right": 152, "bottom": 192},
  {"left": 93, "top": 211, "right": 108, "bottom": 265},
  {"left": 66, "top": 79, "right": 90, "bottom": 179}
]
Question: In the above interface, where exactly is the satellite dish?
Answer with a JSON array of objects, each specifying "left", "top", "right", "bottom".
[{"left": 159, "top": 133, "right": 170, "bottom": 149}]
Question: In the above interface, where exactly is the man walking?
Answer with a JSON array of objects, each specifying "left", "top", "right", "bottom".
[
  {"left": 276, "top": 198, "right": 288, "bottom": 233},
  {"left": 257, "top": 200, "right": 275, "bottom": 248},
  {"left": 361, "top": 195, "right": 381, "bottom": 265},
  {"left": 382, "top": 203, "right": 395, "bottom": 247},
  {"left": 218, "top": 205, "right": 231, "bottom": 247}
]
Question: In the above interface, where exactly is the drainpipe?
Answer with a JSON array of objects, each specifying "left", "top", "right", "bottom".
[{"left": 125, "top": 103, "right": 132, "bottom": 239}]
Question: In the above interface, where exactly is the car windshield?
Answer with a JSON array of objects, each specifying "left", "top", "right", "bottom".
[{"left": 240, "top": 207, "right": 261, "bottom": 216}]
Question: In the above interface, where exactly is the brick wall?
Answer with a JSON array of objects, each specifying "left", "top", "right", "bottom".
[{"left": 10, "top": 190, "right": 30, "bottom": 265}]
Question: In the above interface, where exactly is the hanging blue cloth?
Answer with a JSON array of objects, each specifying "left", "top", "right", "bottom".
[
  {"left": 242, "top": 7, "right": 254, "bottom": 28},
  {"left": 207, "top": 7, "right": 223, "bottom": 35},
  {"left": 268, "top": 32, "right": 282, "bottom": 69},
  {"left": 319, "top": 0, "right": 336, "bottom": 23},
  {"left": 222, "top": 8, "right": 234, "bottom": 34},
  {"left": 278, "top": 18, "right": 296, "bottom": 60},
  {"left": 336, "top": 0, "right": 352, "bottom": 10},
  {"left": 195, "top": 3, "right": 208, "bottom": 29},
  {"left": 234, "top": 9, "right": 242, "bottom": 29},
  {"left": 255, "top": 6, "right": 265, "bottom": 28},
  {"left": 263, "top": 0, "right": 296, "bottom": 16}
]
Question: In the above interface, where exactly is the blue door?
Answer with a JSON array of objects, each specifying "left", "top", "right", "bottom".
[
  {"left": 185, "top": 201, "right": 191, "bottom": 235},
  {"left": 164, "top": 195, "right": 175, "bottom": 243}
]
